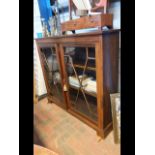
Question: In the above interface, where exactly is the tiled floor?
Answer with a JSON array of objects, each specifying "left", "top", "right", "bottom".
[
  {"left": 34, "top": 98, "right": 120, "bottom": 155},
  {"left": 34, "top": 144, "right": 58, "bottom": 155}
]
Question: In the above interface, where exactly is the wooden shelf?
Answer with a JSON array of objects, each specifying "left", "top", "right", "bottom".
[
  {"left": 74, "top": 64, "right": 96, "bottom": 71},
  {"left": 69, "top": 84, "right": 97, "bottom": 98},
  {"left": 67, "top": 63, "right": 96, "bottom": 71}
]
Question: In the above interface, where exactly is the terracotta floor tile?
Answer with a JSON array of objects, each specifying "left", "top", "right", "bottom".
[{"left": 34, "top": 98, "right": 120, "bottom": 155}]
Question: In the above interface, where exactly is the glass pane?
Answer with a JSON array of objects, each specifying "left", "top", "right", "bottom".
[
  {"left": 64, "top": 46, "right": 98, "bottom": 122},
  {"left": 40, "top": 47, "right": 64, "bottom": 103}
]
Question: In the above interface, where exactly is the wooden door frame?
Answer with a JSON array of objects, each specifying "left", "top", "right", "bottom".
[
  {"left": 59, "top": 38, "right": 104, "bottom": 135},
  {"left": 36, "top": 41, "right": 66, "bottom": 107}
]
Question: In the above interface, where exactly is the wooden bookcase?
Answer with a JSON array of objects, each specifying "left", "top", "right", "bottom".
[{"left": 35, "top": 29, "right": 120, "bottom": 138}]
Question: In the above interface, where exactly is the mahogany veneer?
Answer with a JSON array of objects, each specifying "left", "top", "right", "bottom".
[{"left": 35, "top": 29, "right": 120, "bottom": 138}]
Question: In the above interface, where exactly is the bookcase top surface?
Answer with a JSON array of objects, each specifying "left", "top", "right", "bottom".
[{"left": 35, "top": 29, "right": 120, "bottom": 41}]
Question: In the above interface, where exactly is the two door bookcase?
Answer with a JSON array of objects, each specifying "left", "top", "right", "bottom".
[{"left": 35, "top": 29, "right": 120, "bottom": 138}]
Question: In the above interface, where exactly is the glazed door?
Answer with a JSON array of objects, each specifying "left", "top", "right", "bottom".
[
  {"left": 61, "top": 44, "right": 98, "bottom": 123},
  {"left": 38, "top": 45, "right": 65, "bottom": 106}
]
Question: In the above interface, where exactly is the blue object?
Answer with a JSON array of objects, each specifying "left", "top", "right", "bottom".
[
  {"left": 37, "top": 0, "right": 52, "bottom": 31},
  {"left": 37, "top": 33, "right": 43, "bottom": 38}
]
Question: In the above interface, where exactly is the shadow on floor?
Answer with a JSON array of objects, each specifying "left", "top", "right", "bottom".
[{"left": 33, "top": 126, "right": 45, "bottom": 147}]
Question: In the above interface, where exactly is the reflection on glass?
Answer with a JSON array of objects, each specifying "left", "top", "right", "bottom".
[
  {"left": 64, "top": 46, "right": 98, "bottom": 122},
  {"left": 40, "top": 47, "right": 64, "bottom": 103}
]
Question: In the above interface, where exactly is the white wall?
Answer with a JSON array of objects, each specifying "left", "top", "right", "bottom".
[
  {"left": 34, "top": 0, "right": 42, "bottom": 38},
  {"left": 109, "top": 2, "right": 121, "bottom": 29},
  {"left": 34, "top": 41, "right": 47, "bottom": 96},
  {"left": 34, "top": 0, "right": 47, "bottom": 96}
]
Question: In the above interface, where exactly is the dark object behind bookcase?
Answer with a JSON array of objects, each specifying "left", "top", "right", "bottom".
[
  {"left": 50, "top": 0, "right": 56, "bottom": 6},
  {"left": 35, "top": 29, "right": 120, "bottom": 139}
]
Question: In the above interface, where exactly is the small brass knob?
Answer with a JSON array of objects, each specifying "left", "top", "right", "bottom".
[{"left": 63, "top": 84, "right": 68, "bottom": 92}]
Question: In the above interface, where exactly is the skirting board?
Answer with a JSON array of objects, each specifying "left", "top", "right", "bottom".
[{"left": 38, "top": 93, "right": 47, "bottom": 101}]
